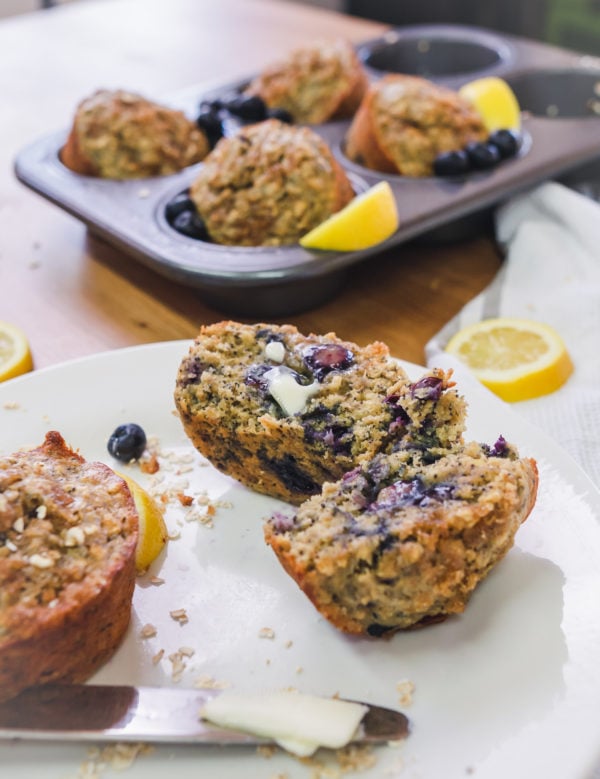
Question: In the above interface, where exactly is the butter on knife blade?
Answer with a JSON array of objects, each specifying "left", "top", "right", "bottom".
[{"left": 0, "top": 684, "right": 409, "bottom": 754}]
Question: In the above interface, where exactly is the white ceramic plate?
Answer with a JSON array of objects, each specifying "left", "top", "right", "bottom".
[{"left": 1, "top": 341, "right": 600, "bottom": 779}]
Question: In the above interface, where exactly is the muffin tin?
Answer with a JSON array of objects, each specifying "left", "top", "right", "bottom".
[{"left": 14, "top": 24, "right": 600, "bottom": 316}]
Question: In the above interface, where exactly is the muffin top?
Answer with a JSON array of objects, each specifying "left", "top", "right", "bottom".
[
  {"left": 67, "top": 89, "right": 209, "bottom": 179},
  {"left": 351, "top": 75, "right": 487, "bottom": 176},
  {"left": 245, "top": 39, "right": 367, "bottom": 124},
  {"left": 190, "top": 119, "right": 354, "bottom": 246}
]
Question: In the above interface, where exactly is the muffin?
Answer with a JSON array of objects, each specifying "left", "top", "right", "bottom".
[
  {"left": 189, "top": 119, "right": 354, "bottom": 246},
  {"left": 60, "top": 89, "right": 209, "bottom": 179},
  {"left": 174, "top": 321, "right": 465, "bottom": 505},
  {"left": 264, "top": 438, "right": 538, "bottom": 636},
  {"left": 244, "top": 38, "right": 368, "bottom": 124},
  {"left": 345, "top": 74, "right": 487, "bottom": 177},
  {"left": 0, "top": 431, "right": 138, "bottom": 702}
]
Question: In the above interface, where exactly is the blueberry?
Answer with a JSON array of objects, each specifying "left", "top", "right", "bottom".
[
  {"left": 225, "top": 95, "right": 267, "bottom": 121},
  {"left": 303, "top": 344, "right": 354, "bottom": 381},
  {"left": 488, "top": 129, "right": 521, "bottom": 159},
  {"left": 410, "top": 376, "right": 443, "bottom": 402},
  {"left": 172, "top": 210, "right": 210, "bottom": 240},
  {"left": 107, "top": 423, "right": 147, "bottom": 462},
  {"left": 199, "top": 98, "right": 224, "bottom": 113},
  {"left": 465, "top": 141, "right": 501, "bottom": 170},
  {"left": 195, "top": 109, "right": 224, "bottom": 147},
  {"left": 244, "top": 363, "right": 272, "bottom": 392},
  {"left": 165, "top": 192, "right": 194, "bottom": 224},
  {"left": 433, "top": 149, "right": 470, "bottom": 177},
  {"left": 483, "top": 434, "right": 509, "bottom": 458},
  {"left": 267, "top": 107, "right": 294, "bottom": 124}
]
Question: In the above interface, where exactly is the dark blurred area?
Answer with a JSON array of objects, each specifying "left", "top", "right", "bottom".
[{"left": 344, "top": 0, "right": 600, "bottom": 56}]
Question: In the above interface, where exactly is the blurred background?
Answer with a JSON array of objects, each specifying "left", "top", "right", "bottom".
[{"left": 1, "top": 0, "right": 599, "bottom": 56}]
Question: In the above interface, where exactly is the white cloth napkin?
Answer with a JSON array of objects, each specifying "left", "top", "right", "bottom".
[{"left": 426, "top": 181, "right": 600, "bottom": 487}]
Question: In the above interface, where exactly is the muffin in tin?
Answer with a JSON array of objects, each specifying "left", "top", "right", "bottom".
[
  {"left": 345, "top": 74, "right": 487, "bottom": 177},
  {"left": 244, "top": 38, "right": 368, "bottom": 125},
  {"left": 189, "top": 119, "right": 354, "bottom": 246},
  {"left": 264, "top": 439, "right": 538, "bottom": 635},
  {"left": 61, "top": 89, "right": 209, "bottom": 179}
]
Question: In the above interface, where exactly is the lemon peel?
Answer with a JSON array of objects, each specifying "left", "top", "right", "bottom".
[
  {"left": 299, "top": 181, "right": 399, "bottom": 251},
  {"left": 445, "top": 317, "right": 573, "bottom": 402},
  {"left": 459, "top": 77, "right": 521, "bottom": 132},
  {"left": 119, "top": 472, "right": 168, "bottom": 571},
  {"left": 0, "top": 321, "right": 33, "bottom": 382}
]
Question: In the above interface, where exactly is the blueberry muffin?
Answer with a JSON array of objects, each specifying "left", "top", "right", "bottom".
[
  {"left": 0, "top": 431, "right": 138, "bottom": 702},
  {"left": 345, "top": 74, "right": 487, "bottom": 176},
  {"left": 264, "top": 438, "right": 538, "bottom": 635},
  {"left": 174, "top": 321, "right": 466, "bottom": 505},
  {"left": 60, "top": 89, "right": 209, "bottom": 179},
  {"left": 244, "top": 38, "right": 368, "bottom": 124},
  {"left": 189, "top": 119, "right": 354, "bottom": 246}
]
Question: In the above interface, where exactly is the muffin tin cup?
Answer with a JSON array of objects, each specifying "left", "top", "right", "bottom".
[{"left": 14, "top": 25, "right": 600, "bottom": 317}]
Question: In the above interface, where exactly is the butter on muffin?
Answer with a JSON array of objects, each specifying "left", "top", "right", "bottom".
[
  {"left": 244, "top": 38, "right": 368, "bottom": 124},
  {"left": 0, "top": 431, "right": 138, "bottom": 702},
  {"left": 189, "top": 119, "right": 354, "bottom": 246},
  {"left": 345, "top": 74, "right": 487, "bottom": 177},
  {"left": 174, "top": 321, "right": 466, "bottom": 505},
  {"left": 264, "top": 439, "right": 538, "bottom": 636},
  {"left": 60, "top": 89, "right": 209, "bottom": 179}
]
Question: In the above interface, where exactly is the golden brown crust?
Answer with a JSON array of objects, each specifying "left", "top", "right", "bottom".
[
  {"left": 60, "top": 89, "right": 209, "bottom": 179},
  {"left": 345, "top": 74, "right": 487, "bottom": 177},
  {"left": 190, "top": 120, "right": 354, "bottom": 246},
  {"left": 245, "top": 39, "right": 367, "bottom": 124},
  {"left": 0, "top": 432, "right": 138, "bottom": 701}
]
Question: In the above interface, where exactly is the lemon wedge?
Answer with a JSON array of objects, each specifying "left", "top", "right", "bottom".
[
  {"left": 299, "top": 181, "right": 399, "bottom": 251},
  {"left": 445, "top": 317, "right": 574, "bottom": 402},
  {"left": 0, "top": 321, "right": 33, "bottom": 382},
  {"left": 119, "top": 472, "right": 168, "bottom": 571},
  {"left": 459, "top": 77, "right": 521, "bottom": 132}
]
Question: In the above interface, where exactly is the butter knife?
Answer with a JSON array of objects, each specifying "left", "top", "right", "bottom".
[{"left": 0, "top": 684, "right": 409, "bottom": 747}]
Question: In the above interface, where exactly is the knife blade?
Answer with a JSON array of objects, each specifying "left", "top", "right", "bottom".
[{"left": 0, "top": 684, "right": 409, "bottom": 747}]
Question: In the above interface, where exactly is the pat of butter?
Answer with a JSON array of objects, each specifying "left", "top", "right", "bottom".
[
  {"left": 264, "top": 340, "right": 285, "bottom": 363},
  {"left": 264, "top": 367, "right": 319, "bottom": 416},
  {"left": 201, "top": 690, "right": 367, "bottom": 757}
]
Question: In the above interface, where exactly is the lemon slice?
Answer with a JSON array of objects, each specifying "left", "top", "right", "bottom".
[
  {"left": 299, "top": 181, "right": 399, "bottom": 251},
  {"left": 0, "top": 321, "right": 33, "bottom": 382},
  {"left": 459, "top": 77, "right": 521, "bottom": 132},
  {"left": 119, "top": 472, "right": 168, "bottom": 571},
  {"left": 445, "top": 317, "right": 573, "bottom": 402}
]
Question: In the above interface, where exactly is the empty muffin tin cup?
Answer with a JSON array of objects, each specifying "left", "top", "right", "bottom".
[
  {"left": 359, "top": 25, "right": 514, "bottom": 85},
  {"left": 506, "top": 69, "right": 600, "bottom": 118}
]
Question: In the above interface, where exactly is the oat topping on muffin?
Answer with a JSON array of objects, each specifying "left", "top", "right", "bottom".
[
  {"left": 245, "top": 38, "right": 368, "bottom": 124},
  {"left": 60, "top": 89, "right": 209, "bottom": 179},
  {"left": 189, "top": 120, "right": 354, "bottom": 246},
  {"left": 345, "top": 75, "right": 487, "bottom": 177}
]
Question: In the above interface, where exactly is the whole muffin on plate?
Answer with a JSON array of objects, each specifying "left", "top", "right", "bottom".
[
  {"left": 264, "top": 439, "right": 538, "bottom": 635},
  {"left": 174, "top": 321, "right": 466, "bottom": 504},
  {"left": 244, "top": 38, "right": 368, "bottom": 124},
  {"left": 345, "top": 74, "right": 487, "bottom": 177},
  {"left": 60, "top": 89, "right": 209, "bottom": 179},
  {"left": 0, "top": 431, "right": 138, "bottom": 702},
  {"left": 189, "top": 119, "right": 354, "bottom": 246}
]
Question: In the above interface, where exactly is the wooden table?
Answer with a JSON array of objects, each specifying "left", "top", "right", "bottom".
[{"left": 0, "top": 0, "right": 502, "bottom": 371}]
